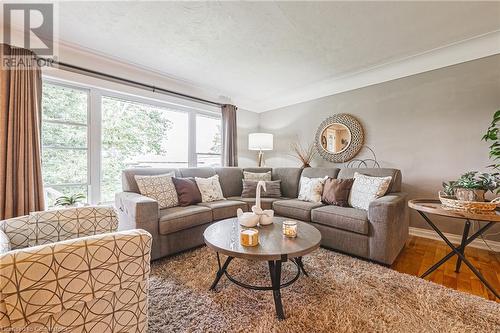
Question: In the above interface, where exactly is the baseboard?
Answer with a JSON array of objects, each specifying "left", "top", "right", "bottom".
[{"left": 409, "top": 227, "right": 500, "bottom": 252}]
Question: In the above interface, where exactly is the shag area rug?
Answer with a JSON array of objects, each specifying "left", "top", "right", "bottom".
[{"left": 148, "top": 247, "right": 499, "bottom": 332}]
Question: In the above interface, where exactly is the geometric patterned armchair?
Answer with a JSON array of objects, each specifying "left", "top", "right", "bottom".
[{"left": 0, "top": 206, "right": 152, "bottom": 332}]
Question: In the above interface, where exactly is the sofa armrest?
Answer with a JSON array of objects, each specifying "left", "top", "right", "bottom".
[
  {"left": 0, "top": 229, "right": 151, "bottom": 330},
  {"left": 367, "top": 192, "right": 409, "bottom": 265},
  {"left": 115, "top": 192, "right": 159, "bottom": 232}
]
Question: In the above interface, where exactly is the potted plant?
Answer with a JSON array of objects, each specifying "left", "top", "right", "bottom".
[
  {"left": 54, "top": 193, "right": 86, "bottom": 207},
  {"left": 443, "top": 172, "right": 499, "bottom": 202}
]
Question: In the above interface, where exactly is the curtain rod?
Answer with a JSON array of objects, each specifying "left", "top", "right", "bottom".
[{"left": 39, "top": 58, "right": 224, "bottom": 108}]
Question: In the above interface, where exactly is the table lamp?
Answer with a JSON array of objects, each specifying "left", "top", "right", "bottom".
[{"left": 248, "top": 133, "right": 273, "bottom": 167}]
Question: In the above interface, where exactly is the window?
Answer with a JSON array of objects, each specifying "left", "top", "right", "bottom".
[
  {"left": 41, "top": 82, "right": 89, "bottom": 206},
  {"left": 101, "top": 96, "right": 189, "bottom": 202},
  {"left": 41, "top": 80, "right": 221, "bottom": 205},
  {"left": 196, "top": 114, "right": 222, "bottom": 167}
]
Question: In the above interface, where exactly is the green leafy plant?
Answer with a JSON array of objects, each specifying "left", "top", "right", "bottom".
[
  {"left": 443, "top": 171, "right": 500, "bottom": 194},
  {"left": 482, "top": 110, "right": 500, "bottom": 171},
  {"left": 54, "top": 193, "right": 85, "bottom": 206}
]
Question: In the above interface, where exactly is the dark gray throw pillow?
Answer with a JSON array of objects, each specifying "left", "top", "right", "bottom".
[{"left": 241, "top": 180, "right": 282, "bottom": 198}]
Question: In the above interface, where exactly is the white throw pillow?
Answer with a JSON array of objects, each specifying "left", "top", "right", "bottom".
[
  {"left": 243, "top": 171, "right": 272, "bottom": 181},
  {"left": 195, "top": 175, "right": 226, "bottom": 202},
  {"left": 0, "top": 229, "right": 11, "bottom": 254},
  {"left": 135, "top": 173, "right": 178, "bottom": 209},
  {"left": 348, "top": 172, "right": 392, "bottom": 210},
  {"left": 298, "top": 176, "right": 326, "bottom": 203}
]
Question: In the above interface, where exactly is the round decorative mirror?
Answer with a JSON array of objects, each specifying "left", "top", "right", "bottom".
[{"left": 315, "top": 114, "right": 364, "bottom": 163}]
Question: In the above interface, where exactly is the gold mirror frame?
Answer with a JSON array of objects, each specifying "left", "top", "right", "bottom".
[{"left": 315, "top": 113, "right": 364, "bottom": 163}]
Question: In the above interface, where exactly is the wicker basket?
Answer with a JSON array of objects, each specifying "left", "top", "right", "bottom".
[{"left": 438, "top": 191, "right": 500, "bottom": 212}]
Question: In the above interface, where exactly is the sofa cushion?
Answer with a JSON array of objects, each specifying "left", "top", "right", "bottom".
[
  {"left": 298, "top": 176, "right": 326, "bottom": 202},
  {"left": 159, "top": 206, "right": 212, "bottom": 235},
  {"left": 178, "top": 167, "right": 216, "bottom": 178},
  {"left": 241, "top": 180, "right": 281, "bottom": 198},
  {"left": 348, "top": 173, "right": 392, "bottom": 210},
  {"left": 311, "top": 205, "right": 369, "bottom": 235},
  {"left": 301, "top": 167, "right": 340, "bottom": 179},
  {"left": 273, "top": 199, "right": 323, "bottom": 222},
  {"left": 195, "top": 175, "right": 225, "bottom": 202},
  {"left": 198, "top": 200, "right": 247, "bottom": 220},
  {"left": 134, "top": 173, "right": 178, "bottom": 209},
  {"left": 228, "top": 196, "right": 286, "bottom": 210},
  {"left": 122, "top": 168, "right": 179, "bottom": 193},
  {"left": 215, "top": 167, "right": 243, "bottom": 197},
  {"left": 272, "top": 168, "right": 303, "bottom": 198},
  {"left": 338, "top": 168, "right": 401, "bottom": 193},
  {"left": 322, "top": 178, "right": 354, "bottom": 207},
  {"left": 172, "top": 177, "right": 202, "bottom": 206},
  {"left": 244, "top": 170, "right": 272, "bottom": 181}
]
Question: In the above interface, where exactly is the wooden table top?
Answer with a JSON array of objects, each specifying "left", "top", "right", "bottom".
[
  {"left": 203, "top": 217, "right": 322, "bottom": 261},
  {"left": 408, "top": 199, "right": 500, "bottom": 222}
]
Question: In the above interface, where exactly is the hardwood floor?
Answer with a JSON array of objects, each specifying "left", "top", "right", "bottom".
[{"left": 391, "top": 235, "right": 500, "bottom": 302}]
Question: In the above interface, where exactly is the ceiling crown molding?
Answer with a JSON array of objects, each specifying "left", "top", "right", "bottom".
[{"left": 248, "top": 30, "right": 500, "bottom": 113}]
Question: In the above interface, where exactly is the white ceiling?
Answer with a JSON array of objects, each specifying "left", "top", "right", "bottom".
[{"left": 18, "top": 2, "right": 500, "bottom": 111}]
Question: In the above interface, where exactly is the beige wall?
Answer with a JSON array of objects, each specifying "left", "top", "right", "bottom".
[
  {"left": 258, "top": 55, "right": 500, "bottom": 241},
  {"left": 237, "top": 109, "right": 260, "bottom": 167}
]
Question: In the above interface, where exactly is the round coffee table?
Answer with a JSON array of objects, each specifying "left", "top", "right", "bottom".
[{"left": 203, "top": 217, "right": 321, "bottom": 320}]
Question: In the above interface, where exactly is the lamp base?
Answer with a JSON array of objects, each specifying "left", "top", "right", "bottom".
[{"left": 257, "top": 150, "right": 265, "bottom": 167}]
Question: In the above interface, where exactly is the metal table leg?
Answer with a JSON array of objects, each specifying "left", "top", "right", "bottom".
[
  {"left": 209, "top": 253, "right": 233, "bottom": 291},
  {"left": 268, "top": 260, "right": 285, "bottom": 320},
  {"left": 294, "top": 257, "right": 309, "bottom": 277},
  {"left": 417, "top": 211, "right": 499, "bottom": 299},
  {"left": 455, "top": 220, "right": 470, "bottom": 273}
]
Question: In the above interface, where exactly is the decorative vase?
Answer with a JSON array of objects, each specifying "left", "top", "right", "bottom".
[{"left": 455, "top": 188, "right": 485, "bottom": 202}]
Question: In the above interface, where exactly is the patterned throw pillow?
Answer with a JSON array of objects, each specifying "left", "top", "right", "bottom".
[
  {"left": 243, "top": 171, "right": 272, "bottom": 181},
  {"left": 134, "top": 173, "right": 178, "bottom": 209},
  {"left": 348, "top": 172, "right": 392, "bottom": 210},
  {"left": 298, "top": 176, "right": 327, "bottom": 203},
  {"left": 0, "top": 229, "right": 11, "bottom": 254},
  {"left": 195, "top": 175, "right": 225, "bottom": 202},
  {"left": 241, "top": 180, "right": 282, "bottom": 198}
]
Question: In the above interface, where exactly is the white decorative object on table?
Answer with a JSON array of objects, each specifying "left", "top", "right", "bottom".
[
  {"left": 251, "top": 180, "right": 275, "bottom": 225},
  {"left": 237, "top": 208, "right": 259, "bottom": 227}
]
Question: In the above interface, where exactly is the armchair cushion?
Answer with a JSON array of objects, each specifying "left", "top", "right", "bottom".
[
  {"left": 28, "top": 206, "right": 118, "bottom": 246},
  {"left": 0, "top": 229, "right": 9, "bottom": 254},
  {"left": 0, "top": 229, "right": 151, "bottom": 330},
  {"left": 0, "top": 216, "right": 30, "bottom": 250}
]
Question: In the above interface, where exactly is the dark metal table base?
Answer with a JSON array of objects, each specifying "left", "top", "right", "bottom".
[
  {"left": 417, "top": 211, "right": 499, "bottom": 299},
  {"left": 209, "top": 252, "right": 307, "bottom": 320}
]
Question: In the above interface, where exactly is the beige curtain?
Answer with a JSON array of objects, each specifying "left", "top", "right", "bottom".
[
  {"left": 0, "top": 44, "right": 45, "bottom": 219},
  {"left": 221, "top": 104, "right": 238, "bottom": 167}
]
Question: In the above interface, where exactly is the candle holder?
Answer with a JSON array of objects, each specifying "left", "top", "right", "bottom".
[
  {"left": 282, "top": 220, "right": 298, "bottom": 238},
  {"left": 240, "top": 228, "right": 259, "bottom": 246}
]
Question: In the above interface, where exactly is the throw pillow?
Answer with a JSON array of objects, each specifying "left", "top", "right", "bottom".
[
  {"left": 348, "top": 172, "right": 392, "bottom": 210},
  {"left": 0, "top": 229, "right": 11, "bottom": 254},
  {"left": 172, "top": 177, "right": 202, "bottom": 206},
  {"left": 195, "top": 175, "right": 225, "bottom": 202},
  {"left": 134, "top": 173, "right": 178, "bottom": 209},
  {"left": 298, "top": 176, "right": 327, "bottom": 203},
  {"left": 243, "top": 171, "right": 272, "bottom": 181},
  {"left": 241, "top": 180, "right": 282, "bottom": 198},
  {"left": 322, "top": 178, "right": 355, "bottom": 207}
]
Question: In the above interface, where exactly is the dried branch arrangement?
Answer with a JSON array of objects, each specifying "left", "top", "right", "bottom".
[{"left": 289, "top": 141, "right": 317, "bottom": 168}]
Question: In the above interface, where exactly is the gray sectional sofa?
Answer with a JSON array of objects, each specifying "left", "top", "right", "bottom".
[{"left": 115, "top": 167, "right": 408, "bottom": 265}]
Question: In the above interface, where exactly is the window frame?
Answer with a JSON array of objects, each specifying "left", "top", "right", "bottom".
[
  {"left": 41, "top": 77, "right": 222, "bottom": 205},
  {"left": 41, "top": 81, "right": 91, "bottom": 204}
]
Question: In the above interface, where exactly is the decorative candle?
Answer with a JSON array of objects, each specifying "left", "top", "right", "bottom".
[
  {"left": 240, "top": 228, "right": 259, "bottom": 246},
  {"left": 283, "top": 220, "right": 298, "bottom": 238}
]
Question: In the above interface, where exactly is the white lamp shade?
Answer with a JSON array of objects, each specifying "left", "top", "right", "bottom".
[{"left": 248, "top": 133, "right": 273, "bottom": 151}]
